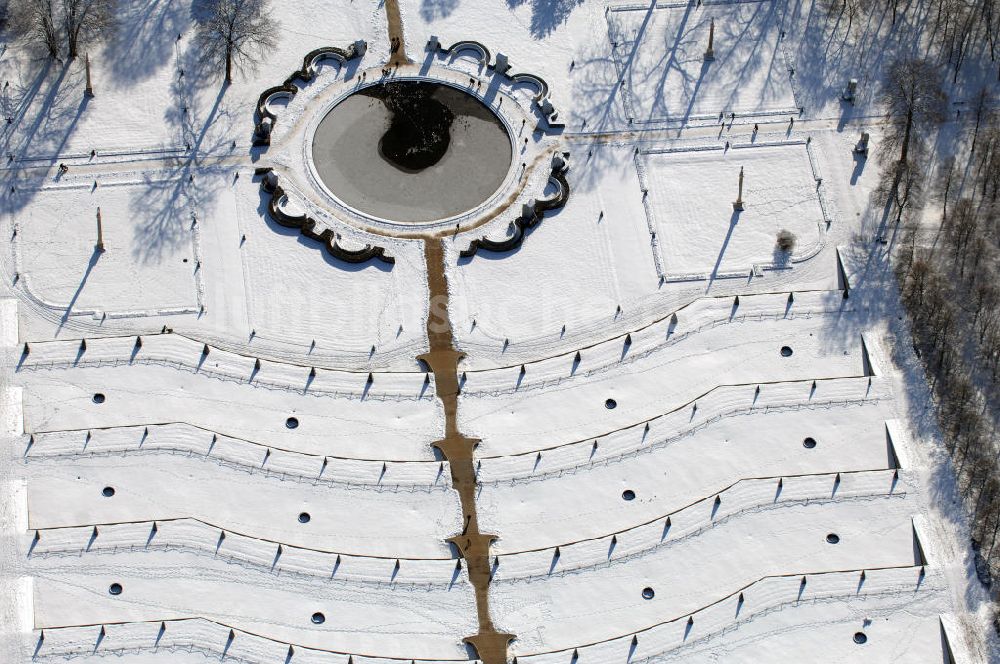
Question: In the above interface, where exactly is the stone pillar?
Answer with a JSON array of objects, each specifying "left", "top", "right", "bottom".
[
  {"left": 842, "top": 78, "right": 857, "bottom": 103},
  {"left": 732, "top": 166, "right": 744, "bottom": 211},
  {"left": 494, "top": 53, "right": 510, "bottom": 75},
  {"left": 95, "top": 207, "right": 105, "bottom": 252},
  {"left": 854, "top": 132, "right": 870, "bottom": 155},
  {"left": 85, "top": 54, "right": 94, "bottom": 98},
  {"left": 704, "top": 19, "right": 715, "bottom": 61}
]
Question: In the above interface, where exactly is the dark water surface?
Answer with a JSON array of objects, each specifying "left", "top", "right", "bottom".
[{"left": 312, "top": 81, "right": 513, "bottom": 223}]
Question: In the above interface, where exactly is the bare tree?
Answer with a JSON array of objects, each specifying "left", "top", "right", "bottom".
[
  {"left": 985, "top": 323, "right": 1000, "bottom": 382},
  {"left": 942, "top": 0, "right": 977, "bottom": 82},
  {"left": 979, "top": 292, "right": 1000, "bottom": 342},
  {"left": 195, "top": 0, "right": 278, "bottom": 84},
  {"left": 970, "top": 87, "right": 992, "bottom": 154},
  {"left": 946, "top": 197, "right": 979, "bottom": 262},
  {"left": 9, "top": 0, "right": 61, "bottom": 58},
  {"left": 62, "top": 0, "right": 116, "bottom": 59},
  {"left": 876, "top": 156, "right": 927, "bottom": 224},
  {"left": 903, "top": 255, "right": 935, "bottom": 311},
  {"left": 878, "top": 58, "right": 947, "bottom": 165},
  {"left": 985, "top": 0, "right": 1000, "bottom": 62},
  {"left": 818, "top": 0, "right": 874, "bottom": 34},
  {"left": 977, "top": 123, "right": 1000, "bottom": 200},
  {"left": 966, "top": 234, "right": 991, "bottom": 278},
  {"left": 971, "top": 277, "right": 999, "bottom": 330},
  {"left": 934, "top": 155, "right": 957, "bottom": 247}
]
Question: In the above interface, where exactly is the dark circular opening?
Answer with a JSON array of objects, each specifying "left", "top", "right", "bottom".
[
  {"left": 286, "top": 417, "right": 299, "bottom": 429},
  {"left": 92, "top": 393, "right": 106, "bottom": 404},
  {"left": 377, "top": 84, "right": 453, "bottom": 171},
  {"left": 803, "top": 437, "right": 817, "bottom": 449},
  {"left": 826, "top": 533, "right": 840, "bottom": 544},
  {"left": 108, "top": 582, "right": 123, "bottom": 595},
  {"left": 642, "top": 587, "right": 655, "bottom": 600},
  {"left": 853, "top": 632, "right": 867, "bottom": 644},
  {"left": 780, "top": 346, "right": 793, "bottom": 357},
  {"left": 101, "top": 486, "right": 115, "bottom": 498},
  {"left": 298, "top": 512, "right": 311, "bottom": 524},
  {"left": 311, "top": 612, "right": 325, "bottom": 624},
  {"left": 312, "top": 81, "right": 513, "bottom": 223},
  {"left": 622, "top": 489, "right": 636, "bottom": 501},
  {"left": 605, "top": 398, "right": 617, "bottom": 410}
]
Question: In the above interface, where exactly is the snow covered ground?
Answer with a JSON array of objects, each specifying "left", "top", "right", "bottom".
[
  {"left": 607, "top": 1, "right": 798, "bottom": 126},
  {"left": 0, "top": 0, "right": 994, "bottom": 662}
]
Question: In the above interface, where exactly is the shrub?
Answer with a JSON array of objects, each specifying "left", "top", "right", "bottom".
[{"left": 776, "top": 229, "right": 797, "bottom": 253}]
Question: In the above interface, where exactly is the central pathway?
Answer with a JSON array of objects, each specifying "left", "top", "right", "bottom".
[
  {"left": 419, "top": 239, "right": 512, "bottom": 663},
  {"left": 384, "top": 0, "right": 409, "bottom": 65},
  {"left": 380, "top": 6, "right": 510, "bottom": 659}
]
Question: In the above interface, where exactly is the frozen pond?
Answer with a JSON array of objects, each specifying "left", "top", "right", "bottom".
[{"left": 311, "top": 81, "right": 513, "bottom": 223}]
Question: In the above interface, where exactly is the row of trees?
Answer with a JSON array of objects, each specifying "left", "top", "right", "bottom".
[
  {"left": 7, "top": 0, "right": 115, "bottom": 59},
  {"left": 823, "top": 0, "right": 1000, "bottom": 69},
  {"left": 819, "top": 0, "right": 1000, "bottom": 91},
  {"left": 891, "top": 79, "right": 1000, "bottom": 594},
  {"left": 872, "top": 54, "right": 995, "bottom": 229},
  {"left": 6, "top": 0, "right": 277, "bottom": 83},
  {"left": 931, "top": 0, "right": 1000, "bottom": 80}
]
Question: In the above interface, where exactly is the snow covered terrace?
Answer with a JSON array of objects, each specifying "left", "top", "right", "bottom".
[{"left": 0, "top": 0, "right": 993, "bottom": 663}]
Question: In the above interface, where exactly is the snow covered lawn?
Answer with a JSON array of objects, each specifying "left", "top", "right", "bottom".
[
  {"left": 644, "top": 143, "right": 824, "bottom": 279},
  {"left": 11, "top": 179, "right": 200, "bottom": 316}
]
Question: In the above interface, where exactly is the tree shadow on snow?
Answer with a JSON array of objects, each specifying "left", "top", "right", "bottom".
[
  {"left": 787, "top": 0, "right": 961, "bottom": 120},
  {"left": 0, "top": 59, "right": 89, "bottom": 215},
  {"left": 507, "top": 0, "right": 585, "bottom": 38},
  {"left": 421, "top": 0, "right": 460, "bottom": 21},
  {"left": 129, "top": 51, "right": 234, "bottom": 266},
  {"left": 634, "top": 2, "right": 786, "bottom": 126},
  {"left": 104, "top": 0, "right": 191, "bottom": 84}
]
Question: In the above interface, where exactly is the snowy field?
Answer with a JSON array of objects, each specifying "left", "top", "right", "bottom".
[{"left": 0, "top": 0, "right": 994, "bottom": 663}]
